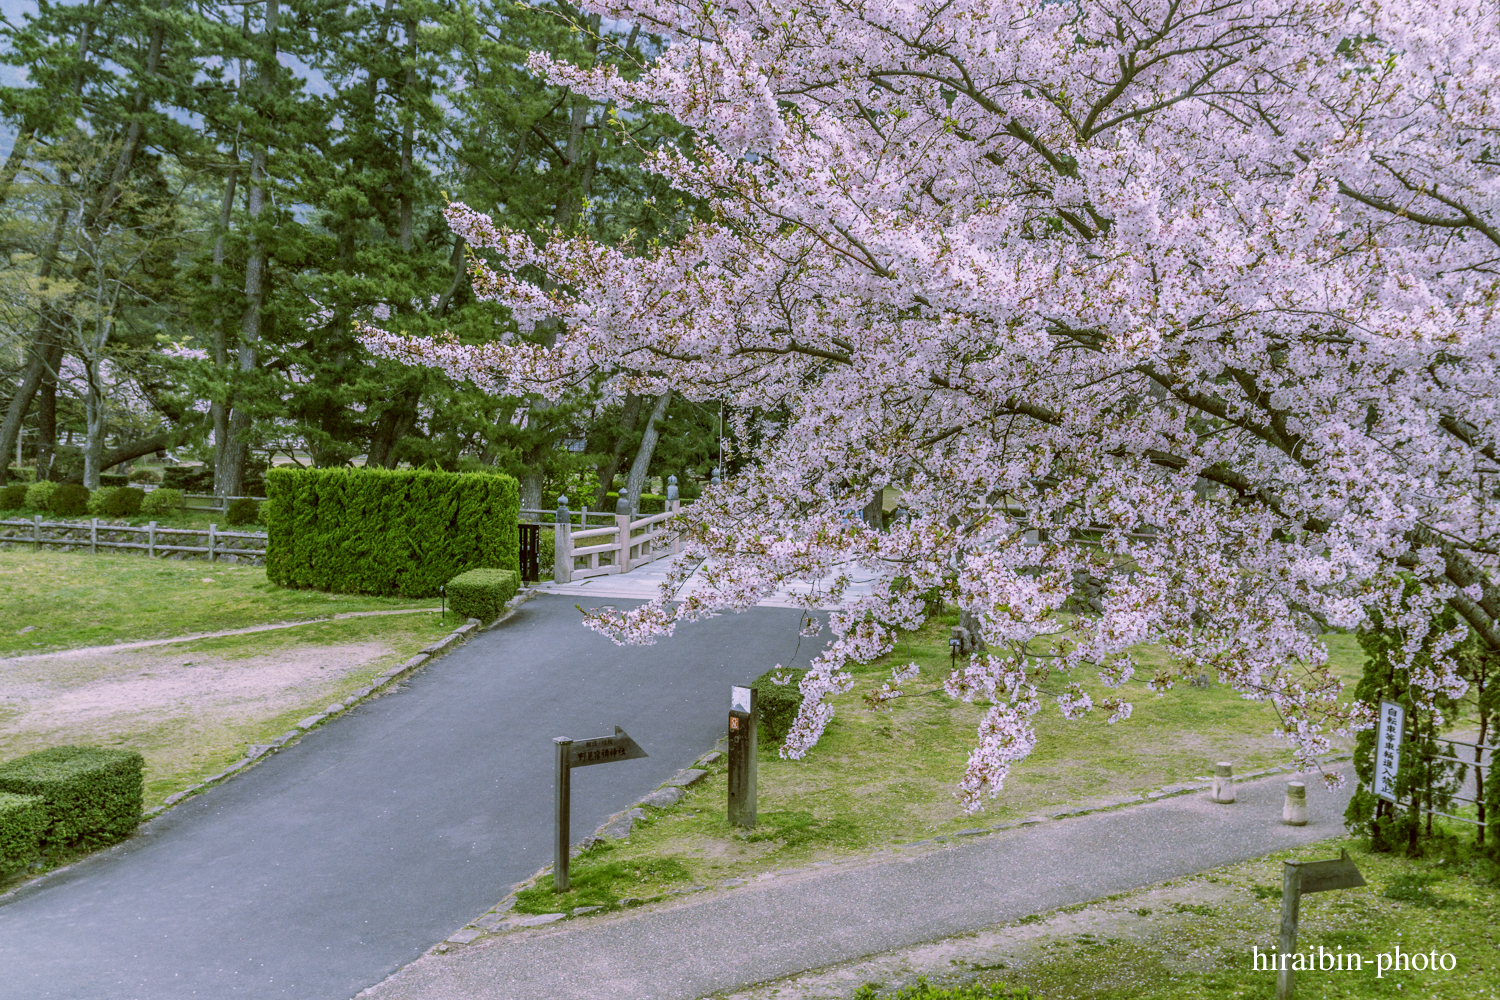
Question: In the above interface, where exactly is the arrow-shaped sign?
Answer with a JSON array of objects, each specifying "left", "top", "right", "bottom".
[
  {"left": 566, "top": 726, "right": 648, "bottom": 769},
  {"left": 1294, "top": 848, "right": 1366, "bottom": 894}
]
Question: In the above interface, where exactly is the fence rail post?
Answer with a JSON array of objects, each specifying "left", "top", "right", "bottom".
[
  {"left": 208, "top": 523, "right": 217, "bottom": 563},
  {"left": 554, "top": 497, "right": 572, "bottom": 584},
  {"left": 148, "top": 520, "right": 156, "bottom": 559},
  {"left": 667, "top": 476, "right": 680, "bottom": 556},
  {"left": 33, "top": 514, "right": 40, "bottom": 551},
  {"left": 90, "top": 518, "right": 97, "bottom": 555},
  {"left": 615, "top": 496, "right": 632, "bottom": 573}
]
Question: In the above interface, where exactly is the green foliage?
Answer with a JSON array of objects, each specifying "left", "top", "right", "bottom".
[
  {"left": 0, "top": 746, "right": 144, "bottom": 849},
  {"left": 1344, "top": 579, "right": 1473, "bottom": 853},
  {"left": 752, "top": 667, "right": 807, "bottom": 744},
  {"left": 140, "top": 488, "right": 184, "bottom": 515},
  {"left": 5, "top": 467, "right": 35, "bottom": 483},
  {"left": 0, "top": 792, "right": 47, "bottom": 876},
  {"left": 446, "top": 568, "right": 519, "bottom": 623},
  {"left": 225, "top": 498, "right": 261, "bottom": 526},
  {"left": 48, "top": 483, "right": 90, "bottom": 516},
  {"left": 128, "top": 467, "right": 161, "bottom": 484},
  {"left": 1384, "top": 871, "right": 1470, "bottom": 908},
  {"left": 0, "top": 483, "right": 27, "bottom": 510},
  {"left": 86, "top": 487, "right": 117, "bottom": 515},
  {"left": 102, "top": 487, "right": 145, "bottom": 518},
  {"left": 23, "top": 480, "right": 57, "bottom": 510},
  {"left": 161, "top": 466, "right": 213, "bottom": 492},
  {"left": 99, "top": 474, "right": 128, "bottom": 488},
  {"left": 851, "top": 978, "right": 1028, "bottom": 1000},
  {"left": 265, "top": 467, "right": 520, "bottom": 597}
]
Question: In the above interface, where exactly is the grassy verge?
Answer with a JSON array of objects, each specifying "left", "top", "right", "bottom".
[
  {"left": 0, "top": 610, "right": 467, "bottom": 892},
  {"left": 0, "top": 549, "right": 440, "bottom": 654},
  {"left": 806, "top": 829, "right": 1498, "bottom": 1000},
  {"left": 510, "top": 617, "right": 1367, "bottom": 915}
]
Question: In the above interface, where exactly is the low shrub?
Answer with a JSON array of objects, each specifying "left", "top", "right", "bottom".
[
  {"left": 0, "top": 746, "right": 144, "bottom": 850},
  {"left": 225, "top": 497, "right": 260, "bottom": 525},
  {"left": 751, "top": 667, "right": 808, "bottom": 744},
  {"left": 0, "top": 792, "right": 47, "bottom": 877},
  {"left": 4, "top": 466, "right": 35, "bottom": 483},
  {"left": 23, "top": 480, "right": 58, "bottom": 511},
  {"left": 102, "top": 486, "right": 145, "bottom": 518},
  {"left": 0, "top": 483, "right": 26, "bottom": 510},
  {"left": 86, "top": 486, "right": 117, "bottom": 515},
  {"left": 446, "top": 568, "right": 520, "bottom": 623},
  {"left": 98, "top": 473, "right": 128, "bottom": 488},
  {"left": 140, "top": 487, "right": 184, "bottom": 515},
  {"left": 49, "top": 482, "right": 90, "bottom": 516},
  {"left": 128, "top": 467, "right": 161, "bottom": 484},
  {"left": 539, "top": 529, "right": 555, "bottom": 579},
  {"left": 161, "top": 465, "right": 213, "bottom": 492}
]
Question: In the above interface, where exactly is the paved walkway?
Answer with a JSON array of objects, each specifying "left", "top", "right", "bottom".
[
  {"left": 0, "top": 596, "right": 817, "bottom": 1000},
  {"left": 362, "top": 770, "right": 1354, "bottom": 1000},
  {"left": 537, "top": 553, "right": 881, "bottom": 608}
]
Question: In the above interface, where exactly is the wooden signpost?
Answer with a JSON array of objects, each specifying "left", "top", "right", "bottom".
[
  {"left": 727, "top": 685, "right": 758, "bottom": 829},
  {"left": 553, "top": 726, "right": 647, "bottom": 892},
  {"left": 1275, "top": 849, "right": 1366, "bottom": 999}
]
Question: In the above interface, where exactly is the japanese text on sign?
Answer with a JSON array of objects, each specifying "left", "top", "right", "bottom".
[{"left": 1375, "top": 700, "right": 1404, "bottom": 803}]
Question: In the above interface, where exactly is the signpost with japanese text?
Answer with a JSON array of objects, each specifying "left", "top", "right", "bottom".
[
  {"left": 1375, "top": 700, "right": 1405, "bottom": 803},
  {"left": 553, "top": 726, "right": 647, "bottom": 892}
]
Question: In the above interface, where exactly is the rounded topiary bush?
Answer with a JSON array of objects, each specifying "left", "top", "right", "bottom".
[
  {"left": 23, "top": 480, "right": 58, "bottom": 511},
  {"left": 225, "top": 497, "right": 260, "bottom": 525},
  {"left": 751, "top": 667, "right": 808, "bottom": 744},
  {"left": 0, "top": 483, "right": 27, "bottom": 510},
  {"left": 49, "top": 483, "right": 90, "bottom": 516},
  {"left": 102, "top": 487, "right": 145, "bottom": 518},
  {"left": 86, "top": 486, "right": 117, "bottom": 515},
  {"left": 128, "top": 467, "right": 161, "bottom": 484},
  {"left": 140, "top": 487, "right": 183, "bottom": 515}
]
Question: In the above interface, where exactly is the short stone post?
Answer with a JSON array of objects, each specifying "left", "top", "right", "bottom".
[
  {"left": 711, "top": 466, "right": 721, "bottom": 488},
  {"left": 208, "top": 523, "right": 217, "bottom": 564},
  {"left": 148, "top": 520, "right": 157, "bottom": 559},
  {"left": 33, "top": 513, "right": 41, "bottom": 551},
  {"left": 554, "top": 497, "right": 572, "bottom": 584},
  {"left": 615, "top": 494, "right": 632, "bottom": 573},
  {"left": 90, "top": 517, "right": 97, "bottom": 555},
  {"left": 1212, "top": 762, "right": 1235, "bottom": 803},
  {"left": 1283, "top": 781, "right": 1307, "bottom": 826}
]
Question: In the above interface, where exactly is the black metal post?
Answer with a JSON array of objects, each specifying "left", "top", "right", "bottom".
[{"left": 554, "top": 737, "right": 572, "bottom": 893}]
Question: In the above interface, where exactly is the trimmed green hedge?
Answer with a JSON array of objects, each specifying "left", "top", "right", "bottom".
[
  {"left": 447, "top": 568, "right": 519, "bottom": 622},
  {"left": 0, "top": 746, "right": 144, "bottom": 849},
  {"left": 103, "top": 486, "right": 145, "bottom": 517},
  {"left": 0, "top": 483, "right": 26, "bottom": 509},
  {"left": 265, "top": 467, "right": 520, "bottom": 597},
  {"left": 226, "top": 497, "right": 260, "bottom": 525},
  {"left": 141, "top": 487, "right": 184, "bottom": 515},
  {"left": 50, "top": 482, "right": 90, "bottom": 516},
  {"left": 751, "top": 668, "right": 807, "bottom": 744},
  {"left": 24, "top": 480, "right": 57, "bottom": 510},
  {"left": 0, "top": 792, "right": 47, "bottom": 876}
]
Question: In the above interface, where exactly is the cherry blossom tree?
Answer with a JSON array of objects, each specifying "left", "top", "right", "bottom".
[{"left": 362, "top": 0, "right": 1500, "bottom": 811}]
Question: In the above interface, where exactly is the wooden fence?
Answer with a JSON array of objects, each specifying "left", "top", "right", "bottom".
[{"left": 0, "top": 515, "right": 268, "bottom": 563}]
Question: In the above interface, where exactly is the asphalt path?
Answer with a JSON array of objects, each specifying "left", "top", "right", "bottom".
[
  {"left": 0, "top": 595, "right": 816, "bottom": 1000},
  {"left": 363, "top": 769, "right": 1356, "bottom": 1000}
]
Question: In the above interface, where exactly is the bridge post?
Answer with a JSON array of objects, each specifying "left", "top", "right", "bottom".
[{"left": 554, "top": 496, "right": 572, "bottom": 584}]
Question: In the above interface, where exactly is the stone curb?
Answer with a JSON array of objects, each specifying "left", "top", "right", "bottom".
[
  {"left": 436, "top": 747, "right": 1355, "bottom": 950},
  {"left": 142, "top": 590, "right": 537, "bottom": 821}
]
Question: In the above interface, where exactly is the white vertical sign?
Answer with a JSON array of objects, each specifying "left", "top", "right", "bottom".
[{"left": 1375, "top": 700, "right": 1404, "bottom": 802}]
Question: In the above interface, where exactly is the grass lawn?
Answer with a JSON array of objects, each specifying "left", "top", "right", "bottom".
[
  {"left": 767, "top": 830, "right": 1499, "bottom": 1000},
  {"left": 0, "top": 548, "right": 441, "bottom": 655},
  {"left": 512, "top": 615, "right": 1368, "bottom": 915}
]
